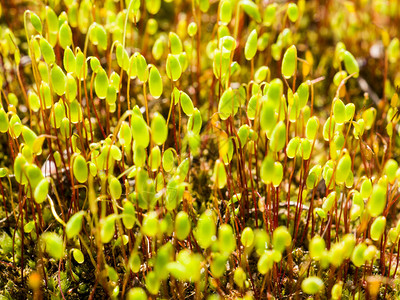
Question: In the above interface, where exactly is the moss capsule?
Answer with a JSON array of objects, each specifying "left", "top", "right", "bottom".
[
  {"left": 241, "top": 0, "right": 261, "bottom": 22},
  {"left": 166, "top": 54, "right": 182, "bottom": 81},
  {"left": 94, "top": 68, "right": 109, "bottom": 99},
  {"left": 272, "top": 226, "right": 291, "bottom": 252},
  {"left": 101, "top": 215, "right": 116, "bottom": 243},
  {"left": 131, "top": 115, "right": 149, "bottom": 148},
  {"left": 73, "top": 154, "right": 88, "bottom": 183},
  {"left": 195, "top": 210, "right": 216, "bottom": 249},
  {"left": 367, "top": 184, "right": 387, "bottom": 217},
  {"left": 148, "top": 66, "right": 163, "bottom": 99},
  {"left": 343, "top": 50, "right": 359, "bottom": 78},
  {"left": 66, "top": 211, "right": 85, "bottom": 239},
  {"left": 301, "top": 276, "right": 324, "bottom": 295},
  {"left": 50, "top": 65, "right": 67, "bottom": 96},
  {"left": 175, "top": 211, "right": 191, "bottom": 240},
  {"left": 39, "top": 38, "right": 55, "bottom": 65},
  {"left": 281, "top": 45, "right": 297, "bottom": 78},
  {"left": 370, "top": 216, "right": 386, "bottom": 241},
  {"left": 244, "top": 29, "right": 258, "bottom": 60}
]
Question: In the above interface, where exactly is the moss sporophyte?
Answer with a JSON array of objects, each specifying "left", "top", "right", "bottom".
[{"left": 1, "top": 0, "right": 400, "bottom": 299}]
